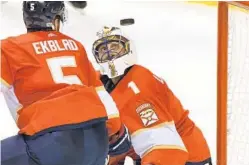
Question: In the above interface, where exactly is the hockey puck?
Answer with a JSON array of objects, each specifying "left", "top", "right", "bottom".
[
  {"left": 120, "top": 18, "right": 135, "bottom": 26},
  {"left": 69, "top": 1, "right": 87, "bottom": 9}
]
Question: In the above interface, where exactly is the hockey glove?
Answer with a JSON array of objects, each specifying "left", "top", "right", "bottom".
[{"left": 108, "top": 124, "right": 132, "bottom": 156}]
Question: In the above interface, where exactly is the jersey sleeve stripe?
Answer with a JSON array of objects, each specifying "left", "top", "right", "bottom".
[
  {"left": 1, "top": 78, "right": 11, "bottom": 88},
  {"left": 131, "top": 121, "right": 187, "bottom": 157},
  {"left": 96, "top": 87, "right": 120, "bottom": 119},
  {"left": 15, "top": 105, "right": 24, "bottom": 122},
  {"left": 1, "top": 86, "right": 23, "bottom": 121},
  {"left": 95, "top": 86, "right": 105, "bottom": 91},
  {"left": 142, "top": 145, "right": 187, "bottom": 158},
  {"left": 131, "top": 121, "right": 174, "bottom": 137},
  {"left": 107, "top": 114, "right": 120, "bottom": 119}
]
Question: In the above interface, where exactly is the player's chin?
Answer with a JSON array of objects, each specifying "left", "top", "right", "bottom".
[{"left": 108, "top": 153, "right": 127, "bottom": 165}]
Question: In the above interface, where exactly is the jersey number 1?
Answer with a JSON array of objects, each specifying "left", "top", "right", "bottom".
[
  {"left": 128, "top": 81, "right": 140, "bottom": 94},
  {"left": 128, "top": 75, "right": 164, "bottom": 95},
  {"left": 46, "top": 56, "right": 83, "bottom": 85}
]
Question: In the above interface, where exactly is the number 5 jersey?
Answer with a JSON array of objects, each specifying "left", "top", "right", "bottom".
[{"left": 1, "top": 31, "right": 120, "bottom": 136}]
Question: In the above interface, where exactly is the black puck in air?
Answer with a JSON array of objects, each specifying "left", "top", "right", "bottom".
[{"left": 120, "top": 18, "right": 135, "bottom": 26}]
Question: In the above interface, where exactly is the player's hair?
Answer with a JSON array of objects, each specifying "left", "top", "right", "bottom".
[{"left": 22, "top": 1, "right": 66, "bottom": 32}]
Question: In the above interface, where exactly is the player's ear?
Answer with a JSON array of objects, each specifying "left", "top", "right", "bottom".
[{"left": 54, "top": 16, "right": 61, "bottom": 32}]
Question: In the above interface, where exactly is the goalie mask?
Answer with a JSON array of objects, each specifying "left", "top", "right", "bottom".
[{"left": 92, "top": 26, "right": 137, "bottom": 78}]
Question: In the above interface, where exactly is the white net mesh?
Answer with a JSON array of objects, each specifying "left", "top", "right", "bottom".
[{"left": 227, "top": 4, "right": 249, "bottom": 165}]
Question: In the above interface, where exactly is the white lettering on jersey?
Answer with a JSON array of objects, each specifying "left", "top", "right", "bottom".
[{"left": 32, "top": 39, "right": 79, "bottom": 55}]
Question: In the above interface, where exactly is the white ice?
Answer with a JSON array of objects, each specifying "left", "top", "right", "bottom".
[{"left": 0, "top": 2, "right": 217, "bottom": 164}]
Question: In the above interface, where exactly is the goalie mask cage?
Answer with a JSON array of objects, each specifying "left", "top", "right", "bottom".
[{"left": 217, "top": 1, "right": 249, "bottom": 165}]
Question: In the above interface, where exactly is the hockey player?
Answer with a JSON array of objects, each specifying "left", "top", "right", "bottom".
[
  {"left": 92, "top": 26, "right": 212, "bottom": 165},
  {"left": 0, "top": 2, "right": 131, "bottom": 165}
]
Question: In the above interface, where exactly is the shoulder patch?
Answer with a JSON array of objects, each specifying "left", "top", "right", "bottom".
[{"left": 136, "top": 103, "right": 158, "bottom": 127}]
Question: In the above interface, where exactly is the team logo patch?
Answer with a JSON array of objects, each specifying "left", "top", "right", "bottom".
[{"left": 136, "top": 103, "right": 158, "bottom": 127}]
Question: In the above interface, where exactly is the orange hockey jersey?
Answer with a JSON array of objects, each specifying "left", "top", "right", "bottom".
[
  {"left": 1, "top": 31, "right": 119, "bottom": 135},
  {"left": 102, "top": 65, "right": 211, "bottom": 165}
]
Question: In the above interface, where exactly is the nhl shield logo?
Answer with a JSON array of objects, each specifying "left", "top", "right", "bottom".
[{"left": 136, "top": 103, "right": 159, "bottom": 127}]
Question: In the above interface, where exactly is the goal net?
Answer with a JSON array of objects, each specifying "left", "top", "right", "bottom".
[{"left": 217, "top": 2, "right": 249, "bottom": 165}]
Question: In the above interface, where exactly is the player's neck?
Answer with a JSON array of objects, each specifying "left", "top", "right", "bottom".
[{"left": 27, "top": 28, "right": 54, "bottom": 33}]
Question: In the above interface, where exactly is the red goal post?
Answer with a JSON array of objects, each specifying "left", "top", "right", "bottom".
[{"left": 217, "top": 1, "right": 249, "bottom": 165}]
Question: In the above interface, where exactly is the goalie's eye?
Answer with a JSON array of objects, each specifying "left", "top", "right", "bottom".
[
  {"left": 98, "top": 45, "right": 108, "bottom": 56},
  {"left": 99, "top": 45, "right": 107, "bottom": 52}
]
